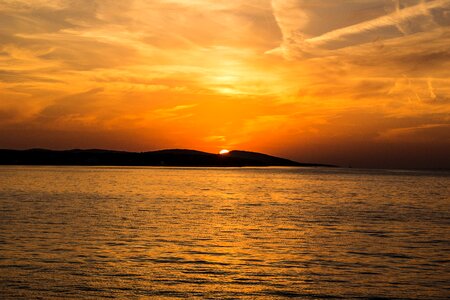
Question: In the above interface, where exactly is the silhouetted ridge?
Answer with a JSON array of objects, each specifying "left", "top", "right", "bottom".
[
  {"left": 228, "top": 150, "right": 302, "bottom": 166},
  {"left": 149, "top": 149, "right": 212, "bottom": 156},
  {"left": 0, "top": 149, "right": 335, "bottom": 167}
]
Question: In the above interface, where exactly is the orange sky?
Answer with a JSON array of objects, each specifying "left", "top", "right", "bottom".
[{"left": 1, "top": 0, "right": 449, "bottom": 168}]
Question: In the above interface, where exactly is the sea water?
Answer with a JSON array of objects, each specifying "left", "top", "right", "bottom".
[{"left": 0, "top": 166, "right": 449, "bottom": 299}]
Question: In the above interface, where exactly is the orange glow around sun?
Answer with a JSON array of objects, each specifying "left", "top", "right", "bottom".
[{"left": 219, "top": 149, "right": 230, "bottom": 155}]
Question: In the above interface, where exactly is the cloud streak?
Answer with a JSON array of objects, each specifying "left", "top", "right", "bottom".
[{"left": 270, "top": 0, "right": 450, "bottom": 57}]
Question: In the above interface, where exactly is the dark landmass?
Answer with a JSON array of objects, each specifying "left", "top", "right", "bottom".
[{"left": 0, "top": 149, "right": 336, "bottom": 167}]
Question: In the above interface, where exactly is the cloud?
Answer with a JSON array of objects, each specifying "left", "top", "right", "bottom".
[
  {"left": 377, "top": 123, "right": 450, "bottom": 142},
  {"left": 270, "top": 0, "right": 450, "bottom": 58},
  {"left": 28, "top": 87, "right": 106, "bottom": 130},
  {"left": 151, "top": 104, "right": 198, "bottom": 121}
]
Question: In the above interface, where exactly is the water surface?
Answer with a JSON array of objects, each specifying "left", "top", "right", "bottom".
[{"left": 0, "top": 166, "right": 449, "bottom": 299}]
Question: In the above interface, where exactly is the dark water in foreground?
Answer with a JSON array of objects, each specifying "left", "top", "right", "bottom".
[{"left": 0, "top": 166, "right": 449, "bottom": 299}]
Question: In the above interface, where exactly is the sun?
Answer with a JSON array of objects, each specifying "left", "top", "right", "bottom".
[{"left": 219, "top": 149, "right": 230, "bottom": 155}]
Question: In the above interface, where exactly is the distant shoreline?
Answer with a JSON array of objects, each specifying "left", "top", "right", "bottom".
[{"left": 0, "top": 149, "right": 336, "bottom": 168}]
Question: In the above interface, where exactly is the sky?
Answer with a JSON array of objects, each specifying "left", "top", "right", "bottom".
[{"left": 0, "top": 0, "right": 449, "bottom": 169}]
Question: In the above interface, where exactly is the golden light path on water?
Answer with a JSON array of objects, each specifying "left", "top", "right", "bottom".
[{"left": 0, "top": 166, "right": 449, "bottom": 299}]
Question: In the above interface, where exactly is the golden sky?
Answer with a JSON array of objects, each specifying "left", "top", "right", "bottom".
[{"left": 1, "top": 0, "right": 449, "bottom": 168}]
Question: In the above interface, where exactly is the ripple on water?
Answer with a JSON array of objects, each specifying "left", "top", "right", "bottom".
[{"left": 0, "top": 166, "right": 449, "bottom": 299}]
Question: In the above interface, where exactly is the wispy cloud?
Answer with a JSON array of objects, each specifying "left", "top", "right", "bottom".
[{"left": 270, "top": 0, "right": 450, "bottom": 57}]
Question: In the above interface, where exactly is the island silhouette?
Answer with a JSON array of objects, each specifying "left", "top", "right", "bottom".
[{"left": 0, "top": 149, "right": 335, "bottom": 167}]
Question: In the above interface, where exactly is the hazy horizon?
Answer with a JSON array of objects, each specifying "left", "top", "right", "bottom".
[{"left": 1, "top": 0, "right": 449, "bottom": 169}]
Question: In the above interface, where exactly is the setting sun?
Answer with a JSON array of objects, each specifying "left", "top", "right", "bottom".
[{"left": 219, "top": 149, "right": 230, "bottom": 155}]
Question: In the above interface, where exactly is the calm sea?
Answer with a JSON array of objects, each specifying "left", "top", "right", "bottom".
[{"left": 0, "top": 166, "right": 449, "bottom": 299}]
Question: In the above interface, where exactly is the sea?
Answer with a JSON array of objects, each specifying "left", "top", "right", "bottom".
[{"left": 0, "top": 166, "right": 449, "bottom": 299}]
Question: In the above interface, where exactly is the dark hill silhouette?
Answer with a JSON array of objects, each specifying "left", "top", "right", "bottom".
[
  {"left": 228, "top": 150, "right": 301, "bottom": 166},
  {"left": 0, "top": 149, "right": 336, "bottom": 167}
]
